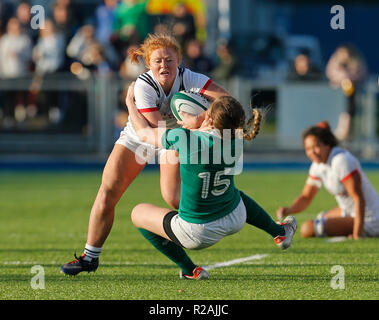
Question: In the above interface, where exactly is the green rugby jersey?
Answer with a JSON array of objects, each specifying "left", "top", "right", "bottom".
[{"left": 161, "top": 128, "right": 242, "bottom": 223}]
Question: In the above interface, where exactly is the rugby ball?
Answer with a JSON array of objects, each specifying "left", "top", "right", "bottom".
[{"left": 170, "top": 91, "right": 210, "bottom": 121}]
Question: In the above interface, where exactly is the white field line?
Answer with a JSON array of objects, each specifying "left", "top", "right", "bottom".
[
  {"left": 204, "top": 254, "right": 268, "bottom": 270},
  {"left": 1, "top": 255, "right": 269, "bottom": 269},
  {"left": 325, "top": 236, "right": 347, "bottom": 243},
  {"left": 2, "top": 257, "right": 375, "bottom": 268}
]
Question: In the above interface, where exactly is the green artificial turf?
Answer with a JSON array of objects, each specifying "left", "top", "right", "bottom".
[{"left": 0, "top": 170, "right": 378, "bottom": 300}]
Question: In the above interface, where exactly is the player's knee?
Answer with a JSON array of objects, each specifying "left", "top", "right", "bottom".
[
  {"left": 131, "top": 204, "right": 144, "bottom": 228},
  {"left": 300, "top": 220, "right": 315, "bottom": 238}
]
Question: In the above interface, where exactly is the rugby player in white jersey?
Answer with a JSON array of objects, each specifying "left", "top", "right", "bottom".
[
  {"left": 60, "top": 33, "right": 230, "bottom": 276},
  {"left": 277, "top": 121, "right": 379, "bottom": 239}
]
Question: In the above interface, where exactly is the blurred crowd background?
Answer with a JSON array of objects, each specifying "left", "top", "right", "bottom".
[
  {"left": 0, "top": 0, "right": 378, "bottom": 158},
  {"left": 0, "top": 0, "right": 213, "bottom": 79},
  {"left": 0, "top": 0, "right": 216, "bottom": 137}
]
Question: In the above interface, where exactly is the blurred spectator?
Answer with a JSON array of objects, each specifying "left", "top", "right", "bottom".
[
  {"left": 51, "top": 0, "right": 78, "bottom": 27},
  {"left": 95, "top": 0, "right": 120, "bottom": 70},
  {"left": 211, "top": 40, "right": 237, "bottom": 81},
  {"left": 16, "top": 1, "right": 39, "bottom": 44},
  {"left": 164, "top": 2, "right": 196, "bottom": 49},
  {"left": 67, "top": 24, "right": 113, "bottom": 76},
  {"left": 152, "top": 21, "right": 169, "bottom": 35},
  {"left": 95, "top": 0, "right": 118, "bottom": 45},
  {"left": 52, "top": 2, "right": 76, "bottom": 45},
  {"left": 326, "top": 44, "right": 367, "bottom": 88},
  {"left": 111, "top": 0, "right": 150, "bottom": 54},
  {"left": 66, "top": 24, "right": 97, "bottom": 64},
  {"left": 0, "top": 17, "right": 32, "bottom": 78},
  {"left": 326, "top": 44, "right": 368, "bottom": 141},
  {"left": 30, "top": 20, "right": 66, "bottom": 126},
  {"left": 82, "top": 42, "right": 111, "bottom": 75},
  {"left": 119, "top": 44, "right": 147, "bottom": 79},
  {"left": 0, "top": 17, "right": 32, "bottom": 127},
  {"left": 0, "top": 0, "right": 14, "bottom": 36},
  {"left": 288, "top": 50, "right": 322, "bottom": 81},
  {"left": 182, "top": 39, "right": 213, "bottom": 74},
  {"left": 33, "top": 19, "right": 65, "bottom": 75}
]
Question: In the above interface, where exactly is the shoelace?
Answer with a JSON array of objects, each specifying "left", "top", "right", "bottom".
[{"left": 69, "top": 253, "right": 83, "bottom": 265}]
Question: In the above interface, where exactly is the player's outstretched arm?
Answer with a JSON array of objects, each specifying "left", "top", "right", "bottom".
[
  {"left": 125, "top": 82, "right": 163, "bottom": 148},
  {"left": 276, "top": 184, "right": 319, "bottom": 220},
  {"left": 342, "top": 171, "right": 365, "bottom": 239},
  {"left": 202, "top": 81, "right": 230, "bottom": 101}
]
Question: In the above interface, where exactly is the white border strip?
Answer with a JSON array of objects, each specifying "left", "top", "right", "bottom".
[
  {"left": 325, "top": 236, "right": 347, "bottom": 243},
  {"left": 1, "top": 255, "right": 269, "bottom": 269},
  {"left": 204, "top": 254, "right": 268, "bottom": 270}
]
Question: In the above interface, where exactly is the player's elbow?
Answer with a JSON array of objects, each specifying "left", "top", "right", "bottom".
[{"left": 161, "top": 191, "right": 180, "bottom": 210}]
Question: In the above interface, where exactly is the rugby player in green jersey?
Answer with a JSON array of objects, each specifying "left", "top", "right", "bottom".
[{"left": 125, "top": 83, "right": 297, "bottom": 279}]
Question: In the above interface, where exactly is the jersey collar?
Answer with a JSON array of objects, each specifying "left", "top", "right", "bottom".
[{"left": 327, "top": 146, "right": 344, "bottom": 165}]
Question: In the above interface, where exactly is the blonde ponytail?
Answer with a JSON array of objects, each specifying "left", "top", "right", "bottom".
[
  {"left": 208, "top": 96, "right": 263, "bottom": 141},
  {"left": 243, "top": 108, "right": 262, "bottom": 141}
]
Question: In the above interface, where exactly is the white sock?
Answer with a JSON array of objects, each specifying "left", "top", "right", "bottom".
[
  {"left": 314, "top": 218, "right": 326, "bottom": 237},
  {"left": 83, "top": 243, "right": 102, "bottom": 261}
]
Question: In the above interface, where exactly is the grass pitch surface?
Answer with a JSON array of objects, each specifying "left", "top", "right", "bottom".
[{"left": 0, "top": 170, "right": 378, "bottom": 300}]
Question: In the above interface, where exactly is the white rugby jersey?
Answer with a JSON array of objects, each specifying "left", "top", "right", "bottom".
[
  {"left": 123, "top": 67, "right": 211, "bottom": 141},
  {"left": 306, "top": 147, "right": 379, "bottom": 219}
]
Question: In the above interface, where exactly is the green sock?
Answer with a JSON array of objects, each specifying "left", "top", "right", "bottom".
[
  {"left": 138, "top": 228, "right": 196, "bottom": 275},
  {"left": 240, "top": 191, "right": 285, "bottom": 238}
]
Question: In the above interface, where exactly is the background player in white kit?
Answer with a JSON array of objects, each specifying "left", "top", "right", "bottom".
[
  {"left": 60, "top": 33, "right": 230, "bottom": 276},
  {"left": 277, "top": 121, "right": 379, "bottom": 239}
]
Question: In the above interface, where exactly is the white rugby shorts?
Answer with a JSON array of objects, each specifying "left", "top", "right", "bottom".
[
  {"left": 163, "top": 198, "right": 247, "bottom": 250},
  {"left": 363, "top": 213, "right": 379, "bottom": 237},
  {"left": 115, "top": 123, "right": 168, "bottom": 164}
]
